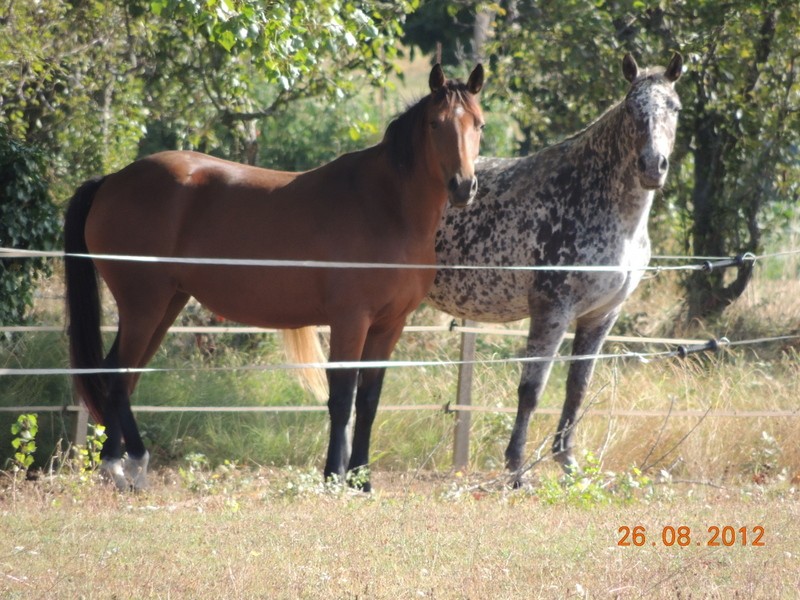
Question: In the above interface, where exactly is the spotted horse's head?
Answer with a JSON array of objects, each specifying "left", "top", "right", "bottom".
[{"left": 622, "top": 52, "right": 683, "bottom": 190}]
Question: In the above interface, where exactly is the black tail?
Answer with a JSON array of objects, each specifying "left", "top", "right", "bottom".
[{"left": 64, "top": 177, "right": 107, "bottom": 424}]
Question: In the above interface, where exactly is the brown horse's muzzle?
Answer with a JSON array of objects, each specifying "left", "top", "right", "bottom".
[{"left": 448, "top": 174, "right": 478, "bottom": 208}]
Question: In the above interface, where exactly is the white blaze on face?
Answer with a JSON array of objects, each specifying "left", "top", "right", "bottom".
[{"left": 632, "top": 83, "right": 680, "bottom": 189}]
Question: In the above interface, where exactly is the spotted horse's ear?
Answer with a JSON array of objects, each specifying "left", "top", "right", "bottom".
[
  {"left": 664, "top": 52, "right": 683, "bottom": 83},
  {"left": 622, "top": 53, "right": 639, "bottom": 83}
]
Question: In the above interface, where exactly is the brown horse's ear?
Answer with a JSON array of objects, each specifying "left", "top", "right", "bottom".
[
  {"left": 622, "top": 53, "right": 639, "bottom": 83},
  {"left": 467, "top": 64, "right": 484, "bottom": 94},
  {"left": 664, "top": 52, "right": 683, "bottom": 82},
  {"left": 429, "top": 64, "right": 446, "bottom": 93}
]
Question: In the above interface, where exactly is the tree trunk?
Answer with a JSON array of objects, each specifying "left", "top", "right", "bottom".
[{"left": 684, "top": 9, "right": 777, "bottom": 321}]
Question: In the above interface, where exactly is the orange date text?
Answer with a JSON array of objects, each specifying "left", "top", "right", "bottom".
[{"left": 617, "top": 525, "right": 765, "bottom": 547}]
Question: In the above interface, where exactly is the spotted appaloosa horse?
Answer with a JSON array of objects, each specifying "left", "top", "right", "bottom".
[{"left": 428, "top": 53, "right": 683, "bottom": 482}]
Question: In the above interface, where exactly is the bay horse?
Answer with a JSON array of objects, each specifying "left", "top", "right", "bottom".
[
  {"left": 64, "top": 63, "right": 485, "bottom": 491},
  {"left": 428, "top": 53, "right": 682, "bottom": 483}
]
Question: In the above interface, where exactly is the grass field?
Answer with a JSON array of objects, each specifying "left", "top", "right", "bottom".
[{"left": 1, "top": 468, "right": 798, "bottom": 599}]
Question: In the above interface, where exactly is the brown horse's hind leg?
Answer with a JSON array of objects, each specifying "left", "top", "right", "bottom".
[
  {"left": 99, "top": 285, "right": 187, "bottom": 490},
  {"left": 100, "top": 343, "right": 146, "bottom": 490},
  {"left": 127, "top": 292, "right": 191, "bottom": 393}
]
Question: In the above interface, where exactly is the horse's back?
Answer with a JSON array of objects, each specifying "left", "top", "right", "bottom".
[
  {"left": 430, "top": 133, "right": 651, "bottom": 322},
  {"left": 85, "top": 151, "right": 289, "bottom": 247}
]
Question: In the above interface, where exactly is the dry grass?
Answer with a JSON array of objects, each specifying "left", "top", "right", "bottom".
[{"left": 1, "top": 469, "right": 798, "bottom": 599}]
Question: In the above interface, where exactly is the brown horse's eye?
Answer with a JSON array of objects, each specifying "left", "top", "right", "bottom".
[{"left": 430, "top": 120, "right": 439, "bottom": 129}]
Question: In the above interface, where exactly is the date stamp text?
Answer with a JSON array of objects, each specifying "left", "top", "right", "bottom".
[{"left": 617, "top": 525, "right": 765, "bottom": 547}]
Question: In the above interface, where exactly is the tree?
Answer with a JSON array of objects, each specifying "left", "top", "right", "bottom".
[
  {"left": 654, "top": 3, "right": 800, "bottom": 318},
  {"left": 404, "top": 0, "right": 483, "bottom": 64},
  {"left": 0, "top": 0, "right": 417, "bottom": 187}
]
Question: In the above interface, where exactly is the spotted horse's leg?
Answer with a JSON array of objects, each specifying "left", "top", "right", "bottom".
[
  {"left": 552, "top": 309, "right": 620, "bottom": 473},
  {"left": 505, "top": 308, "right": 571, "bottom": 487}
]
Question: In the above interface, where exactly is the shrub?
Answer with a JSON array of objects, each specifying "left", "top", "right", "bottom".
[{"left": 0, "top": 127, "right": 60, "bottom": 325}]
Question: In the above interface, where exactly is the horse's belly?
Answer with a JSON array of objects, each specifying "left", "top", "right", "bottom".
[
  {"left": 570, "top": 273, "right": 633, "bottom": 318},
  {"left": 427, "top": 270, "right": 531, "bottom": 322},
  {"left": 183, "top": 266, "right": 429, "bottom": 330},
  {"left": 182, "top": 268, "right": 328, "bottom": 328}
]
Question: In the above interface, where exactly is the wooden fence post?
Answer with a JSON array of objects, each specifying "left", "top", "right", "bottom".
[
  {"left": 72, "top": 398, "right": 88, "bottom": 448},
  {"left": 452, "top": 319, "right": 476, "bottom": 470}
]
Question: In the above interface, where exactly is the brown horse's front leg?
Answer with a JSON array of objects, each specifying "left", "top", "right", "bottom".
[
  {"left": 345, "top": 325, "right": 405, "bottom": 491},
  {"left": 347, "top": 367, "right": 387, "bottom": 491},
  {"left": 324, "top": 368, "right": 358, "bottom": 483}
]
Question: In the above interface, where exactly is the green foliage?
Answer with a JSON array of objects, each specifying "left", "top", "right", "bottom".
[
  {"left": 9, "top": 413, "right": 38, "bottom": 473},
  {"left": 0, "top": 333, "right": 73, "bottom": 470},
  {"left": 178, "top": 451, "right": 212, "bottom": 492},
  {"left": 178, "top": 451, "right": 242, "bottom": 501},
  {"left": 257, "top": 94, "right": 382, "bottom": 171},
  {"left": 273, "top": 466, "right": 330, "bottom": 497},
  {"left": 148, "top": 0, "right": 415, "bottom": 89},
  {"left": 1, "top": 0, "right": 416, "bottom": 191},
  {"left": 536, "top": 451, "right": 655, "bottom": 507},
  {"left": 403, "top": 0, "right": 482, "bottom": 65},
  {"left": 271, "top": 465, "right": 369, "bottom": 498},
  {"left": 0, "top": 0, "right": 147, "bottom": 187},
  {"left": 0, "top": 129, "right": 60, "bottom": 324},
  {"left": 484, "top": 0, "right": 624, "bottom": 153},
  {"left": 76, "top": 424, "right": 107, "bottom": 476},
  {"left": 671, "top": 2, "right": 800, "bottom": 316}
]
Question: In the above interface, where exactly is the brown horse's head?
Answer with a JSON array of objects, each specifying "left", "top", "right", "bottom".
[
  {"left": 384, "top": 64, "right": 485, "bottom": 208},
  {"left": 426, "top": 63, "right": 485, "bottom": 207}
]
